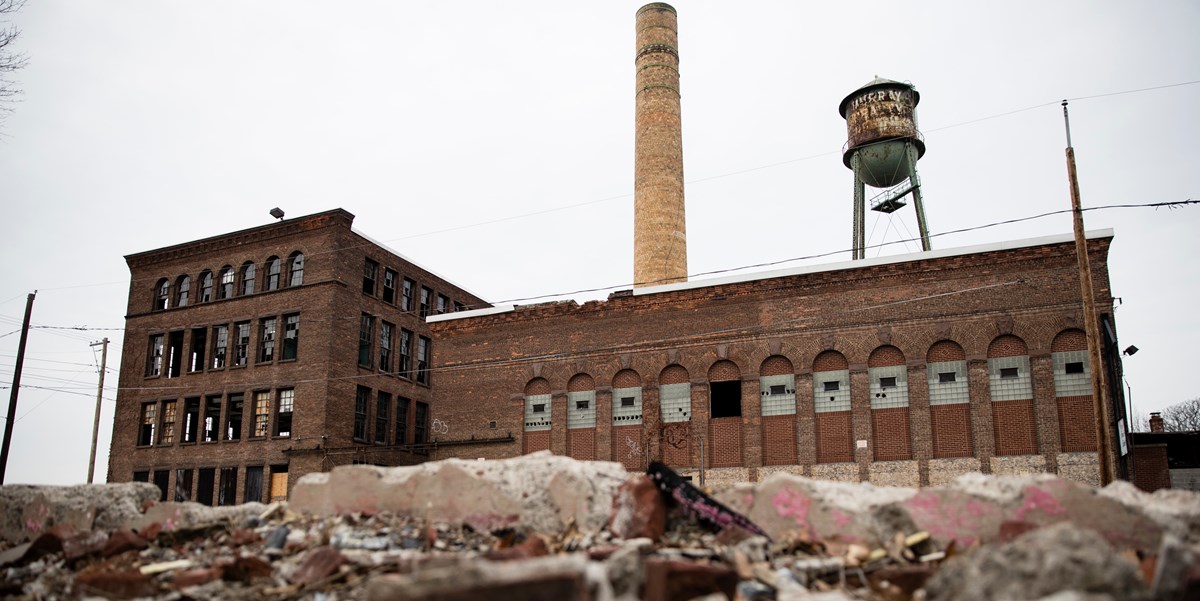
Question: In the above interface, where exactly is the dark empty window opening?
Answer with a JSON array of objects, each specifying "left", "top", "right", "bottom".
[
  {"left": 167, "top": 330, "right": 184, "bottom": 378},
  {"left": 383, "top": 269, "right": 397, "bottom": 304},
  {"left": 225, "top": 394, "right": 243, "bottom": 441},
  {"left": 823, "top": 381, "right": 840, "bottom": 392},
  {"left": 488, "top": 420, "right": 497, "bottom": 429},
  {"left": 182, "top": 397, "right": 199, "bottom": 443},
  {"left": 152, "top": 470, "right": 169, "bottom": 502},
  {"left": 1065, "top": 362, "right": 1085, "bottom": 374},
  {"left": 282, "top": 314, "right": 299, "bottom": 361},
  {"left": 174, "top": 468, "right": 193, "bottom": 502},
  {"left": 138, "top": 402, "right": 157, "bottom": 446},
  {"left": 710, "top": 380, "right": 742, "bottom": 418},
  {"left": 218, "top": 467, "right": 237, "bottom": 506},
  {"left": 153, "top": 279, "right": 169, "bottom": 311},
  {"left": 203, "top": 396, "right": 221, "bottom": 442},
  {"left": 363, "top": 259, "right": 378, "bottom": 295},
  {"left": 621, "top": 396, "right": 635, "bottom": 407},
  {"left": 533, "top": 404, "right": 546, "bottom": 413},
  {"left": 879, "top": 376, "right": 897, "bottom": 389},
  {"left": 769, "top": 384, "right": 786, "bottom": 395},
  {"left": 189, "top": 327, "right": 207, "bottom": 372},
  {"left": 1000, "top": 367, "right": 1020, "bottom": 379},
  {"left": 401, "top": 278, "right": 414, "bottom": 312},
  {"left": 575, "top": 400, "right": 589, "bottom": 410},
  {"left": 244, "top": 466, "right": 264, "bottom": 504},
  {"left": 396, "top": 397, "right": 410, "bottom": 444},
  {"left": 419, "top": 287, "right": 432, "bottom": 318},
  {"left": 414, "top": 402, "right": 428, "bottom": 446},
  {"left": 196, "top": 468, "right": 215, "bottom": 506},
  {"left": 375, "top": 392, "right": 391, "bottom": 444},
  {"left": 354, "top": 386, "right": 369, "bottom": 441},
  {"left": 938, "top": 372, "right": 956, "bottom": 383},
  {"left": 234, "top": 322, "right": 250, "bottom": 367}
]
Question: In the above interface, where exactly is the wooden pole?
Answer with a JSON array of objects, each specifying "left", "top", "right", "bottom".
[
  {"left": 87, "top": 337, "right": 109, "bottom": 484},
  {"left": 0, "top": 292, "right": 36, "bottom": 484},
  {"left": 1062, "top": 101, "right": 1114, "bottom": 485}
]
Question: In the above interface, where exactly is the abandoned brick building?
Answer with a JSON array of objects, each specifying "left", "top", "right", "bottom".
[
  {"left": 109, "top": 3, "right": 1131, "bottom": 500},
  {"left": 107, "top": 209, "right": 488, "bottom": 504}
]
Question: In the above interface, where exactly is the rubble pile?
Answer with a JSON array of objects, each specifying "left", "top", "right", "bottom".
[{"left": 0, "top": 452, "right": 1195, "bottom": 600}]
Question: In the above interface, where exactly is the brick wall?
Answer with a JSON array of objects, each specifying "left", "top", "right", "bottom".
[
  {"left": 567, "top": 428, "right": 595, "bottom": 461},
  {"left": 611, "top": 424, "right": 643, "bottom": 469},
  {"left": 709, "top": 418, "right": 742, "bottom": 467},
  {"left": 762, "top": 414, "right": 797, "bottom": 465},
  {"left": 524, "top": 430, "right": 550, "bottom": 454},
  {"left": 930, "top": 404, "right": 973, "bottom": 458},
  {"left": 872, "top": 407, "right": 912, "bottom": 461},
  {"left": 1131, "top": 444, "right": 1170, "bottom": 492},
  {"left": 816, "top": 411, "right": 854, "bottom": 463},
  {"left": 1056, "top": 395, "right": 1097, "bottom": 452},
  {"left": 992, "top": 399, "right": 1037, "bottom": 456}
]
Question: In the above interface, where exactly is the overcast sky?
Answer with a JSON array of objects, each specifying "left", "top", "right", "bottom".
[{"left": 1, "top": 1, "right": 1197, "bottom": 485}]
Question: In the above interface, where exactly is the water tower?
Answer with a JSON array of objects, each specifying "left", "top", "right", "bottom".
[{"left": 840, "top": 77, "right": 930, "bottom": 260}]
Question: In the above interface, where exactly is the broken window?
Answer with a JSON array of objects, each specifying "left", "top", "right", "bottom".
[
  {"left": 396, "top": 397, "right": 410, "bottom": 444},
  {"left": 167, "top": 330, "right": 184, "bottom": 378},
  {"left": 174, "top": 468, "right": 193, "bottom": 502},
  {"left": 282, "top": 314, "right": 299, "bottom": 361},
  {"left": 182, "top": 397, "right": 199, "bottom": 443},
  {"left": 398, "top": 329, "right": 412, "bottom": 378},
  {"left": 153, "top": 470, "right": 169, "bottom": 502},
  {"left": 709, "top": 380, "right": 742, "bottom": 418},
  {"left": 824, "top": 381, "right": 840, "bottom": 392},
  {"left": 218, "top": 467, "right": 237, "bottom": 506},
  {"left": 252, "top": 391, "right": 270, "bottom": 437},
  {"left": 258, "top": 317, "right": 276, "bottom": 363},
  {"left": 203, "top": 395, "right": 221, "bottom": 442},
  {"left": 176, "top": 275, "right": 190, "bottom": 307},
  {"left": 160, "top": 400, "right": 176, "bottom": 445},
  {"left": 225, "top": 394, "right": 243, "bottom": 441},
  {"left": 621, "top": 397, "right": 635, "bottom": 407},
  {"left": 383, "top": 269, "right": 397, "bottom": 303},
  {"left": 419, "top": 287, "right": 432, "bottom": 318},
  {"left": 416, "top": 336, "right": 430, "bottom": 384},
  {"left": 198, "top": 270, "right": 213, "bottom": 302},
  {"left": 769, "top": 384, "right": 786, "bottom": 395},
  {"left": 1065, "top": 362, "right": 1084, "bottom": 374},
  {"left": 138, "top": 402, "right": 157, "bottom": 446},
  {"left": 211, "top": 325, "right": 228, "bottom": 369},
  {"left": 938, "top": 372, "right": 956, "bottom": 383},
  {"left": 401, "top": 278, "right": 414, "bottom": 312},
  {"left": 153, "top": 278, "right": 169, "bottom": 311},
  {"left": 375, "top": 392, "right": 390, "bottom": 444},
  {"left": 189, "top": 328, "right": 207, "bottom": 372},
  {"left": 234, "top": 322, "right": 250, "bottom": 367},
  {"left": 1000, "top": 367, "right": 1019, "bottom": 379},
  {"left": 147, "top": 334, "right": 164, "bottom": 377},
  {"left": 414, "top": 402, "right": 428, "bottom": 445},
  {"left": 358, "top": 314, "right": 374, "bottom": 368},
  {"left": 244, "top": 466, "right": 263, "bottom": 504},
  {"left": 879, "top": 376, "right": 897, "bottom": 389},
  {"left": 197, "top": 468, "right": 215, "bottom": 506},
  {"left": 436, "top": 294, "right": 448, "bottom": 315},
  {"left": 218, "top": 266, "right": 234, "bottom": 299},
  {"left": 275, "top": 389, "right": 294, "bottom": 437},
  {"left": 576, "top": 400, "right": 590, "bottom": 410},
  {"left": 132, "top": 471, "right": 149, "bottom": 482},
  {"left": 533, "top": 404, "right": 546, "bottom": 413},
  {"left": 240, "top": 261, "right": 256, "bottom": 295},
  {"left": 288, "top": 252, "right": 304, "bottom": 287},
  {"left": 453, "top": 300, "right": 465, "bottom": 312},
  {"left": 379, "top": 322, "right": 393, "bottom": 373},
  {"left": 363, "top": 259, "right": 378, "bottom": 295},
  {"left": 354, "top": 386, "right": 370, "bottom": 441},
  {"left": 264, "top": 257, "right": 281, "bottom": 291}
]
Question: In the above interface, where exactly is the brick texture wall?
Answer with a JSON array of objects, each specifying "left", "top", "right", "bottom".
[
  {"left": 872, "top": 407, "right": 912, "bottom": 461},
  {"left": 1057, "top": 395, "right": 1098, "bottom": 452},
  {"left": 927, "top": 340, "right": 965, "bottom": 362},
  {"left": 930, "top": 404, "right": 973, "bottom": 458},
  {"left": 1132, "top": 445, "right": 1170, "bottom": 492},
  {"left": 762, "top": 415, "right": 797, "bottom": 465},
  {"left": 816, "top": 411, "right": 854, "bottom": 463},
  {"left": 992, "top": 399, "right": 1038, "bottom": 455},
  {"left": 760, "top": 355, "right": 793, "bottom": 376},
  {"left": 567, "top": 429, "right": 595, "bottom": 461},
  {"left": 709, "top": 418, "right": 742, "bottom": 467},
  {"left": 611, "top": 424, "right": 643, "bottom": 470},
  {"left": 524, "top": 430, "right": 550, "bottom": 454}
]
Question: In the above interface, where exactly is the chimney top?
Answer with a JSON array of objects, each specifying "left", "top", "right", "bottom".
[{"left": 1149, "top": 412, "right": 1165, "bottom": 433}]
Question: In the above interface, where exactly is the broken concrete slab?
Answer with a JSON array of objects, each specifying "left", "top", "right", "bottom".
[
  {"left": 0, "top": 482, "right": 159, "bottom": 544},
  {"left": 290, "top": 451, "right": 627, "bottom": 533}
]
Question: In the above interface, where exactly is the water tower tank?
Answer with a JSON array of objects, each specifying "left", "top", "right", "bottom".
[{"left": 839, "top": 77, "right": 925, "bottom": 189}]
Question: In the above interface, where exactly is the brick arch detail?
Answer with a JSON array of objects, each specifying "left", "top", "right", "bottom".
[
  {"left": 612, "top": 369, "right": 642, "bottom": 388},
  {"left": 708, "top": 360, "right": 740, "bottom": 382},
  {"left": 1051, "top": 328, "right": 1088, "bottom": 352},
  {"left": 868, "top": 345, "right": 905, "bottom": 368},
  {"left": 524, "top": 377, "right": 551, "bottom": 396},
  {"left": 659, "top": 364, "right": 690, "bottom": 385},
  {"left": 988, "top": 334, "right": 1028, "bottom": 358},
  {"left": 813, "top": 350, "right": 848, "bottom": 372},
  {"left": 927, "top": 339, "right": 966, "bottom": 363},
  {"left": 568, "top": 373, "right": 595, "bottom": 392},
  {"left": 759, "top": 355, "right": 794, "bottom": 376}
]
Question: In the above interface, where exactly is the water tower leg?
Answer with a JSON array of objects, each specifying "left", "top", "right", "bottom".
[
  {"left": 852, "top": 154, "right": 865, "bottom": 260},
  {"left": 907, "top": 143, "right": 931, "bottom": 252}
]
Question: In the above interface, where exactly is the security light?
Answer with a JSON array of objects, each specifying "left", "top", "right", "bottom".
[
  {"left": 269, "top": 207, "right": 285, "bottom": 221},
  {"left": 1123, "top": 345, "right": 1139, "bottom": 356}
]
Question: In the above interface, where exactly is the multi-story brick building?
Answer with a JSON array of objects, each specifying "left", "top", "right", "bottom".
[
  {"left": 107, "top": 209, "right": 488, "bottom": 503},
  {"left": 428, "top": 231, "right": 1129, "bottom": 488}
]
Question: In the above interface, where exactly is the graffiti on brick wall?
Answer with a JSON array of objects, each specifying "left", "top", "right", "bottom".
[
  {"left": 431, "top": 419, "right": 449, "bottom": 435},
  {"left": 663, "top": 423, "right": 690, "bottom": 449},
  {"left": 625, "top": 435, "right": 642, "bottom": 458}
]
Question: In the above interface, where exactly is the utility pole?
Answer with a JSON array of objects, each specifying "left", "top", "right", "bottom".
[
  {"left": 1062, "top": 101, "right": 1115, "bottom": 485},
  {"left": 87, "top": 338, "right": 109, "bottom": 484},
  {"left": 0, "top": 291, "right": 36, "bottom": 484}
]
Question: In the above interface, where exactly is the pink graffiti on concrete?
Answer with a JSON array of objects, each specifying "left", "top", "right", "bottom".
[
  {"left": 905, "top": 490, "right": 1000, "bottom": 547},
  {"left": 771, "top": 487, "right": 813, "bottom": 534},
  {"left": 1014, "top": 484, "right": 1066, "bottom": 522}
]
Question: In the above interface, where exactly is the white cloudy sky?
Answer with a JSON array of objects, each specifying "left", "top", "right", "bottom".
[{"left": 0, "top": 2, "right": 1197, "bottom": 485}]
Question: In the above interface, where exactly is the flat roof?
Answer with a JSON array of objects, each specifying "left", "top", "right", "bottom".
[{"left": 428, "top": 229, "right": 1114, "bottom": 323}]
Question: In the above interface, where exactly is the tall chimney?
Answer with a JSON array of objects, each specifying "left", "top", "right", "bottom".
[
  {"left": 1149, "top": 412, "right": 1165, "bottom": 433},
  {"left": 634, "top": 3, "right": 687, "bottom": 287}
]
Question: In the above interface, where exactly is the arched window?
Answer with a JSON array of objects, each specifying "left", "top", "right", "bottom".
[
  {"left": 987, "top": 334, "right": 1036, "bottom": 456},
  {"left": 288, "top": 252, "right": 305, "bottom": 287},
  {"left": 1052, "top": 329, "right": 1095, "bottom": 453},
  {"left": 868, "top": 345, "right": 911, "bottom": 461},
  {"left": 523, "top": 378, "right": 552, "bottom": 455},
  {"left": 566, "top": 373, "right": 596, "bottom": 460},
  {"left": 240, "top": 262, "right": 256, "bottom": 296},
  {"left": 175, "top": 275, "right": 191, "bottom": 307},
  {"left": 264, "top": 257, "right": 281, "bottom": 291},
  {"left": 812, "top": 350, "right": 852, "bottom": 464},
  {"left": 198, "top": 270, "right": 213, "bottom": 303},
  {"left": 759, "top": 355, "right": 795, "bottom": 416},
  {"left": 926, "top": 340, "right": 972, "bottom": 458},
  {"left": 658, "top": 364, "right": 692, "bottom": 467},
  {"left": 153, "top": 278, "right": 170, "bottom": 311},
  {"left": 218, "top": 266, "right": 234, "bottom": 300},
  {"left": 612, "top": 369, "right": 643, "bottom": 426}
]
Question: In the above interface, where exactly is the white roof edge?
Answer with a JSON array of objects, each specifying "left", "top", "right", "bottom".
[
  {"left": 427, "top": 304, "right": 517, "bottom": 323},
  {"left": 351, "top": 228, "right": 487, "bottom": 301},
  {"left": 634, "top": 229, "right": 1115, "bottom": 297}
]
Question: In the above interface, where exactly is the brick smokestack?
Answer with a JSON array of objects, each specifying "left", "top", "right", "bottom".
[
  {"left": 1149, "top": 412, "right": 1165, "bottom": 433},
  {"left": 634, "top": 3, "right": 687, "bottom": 287}
]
